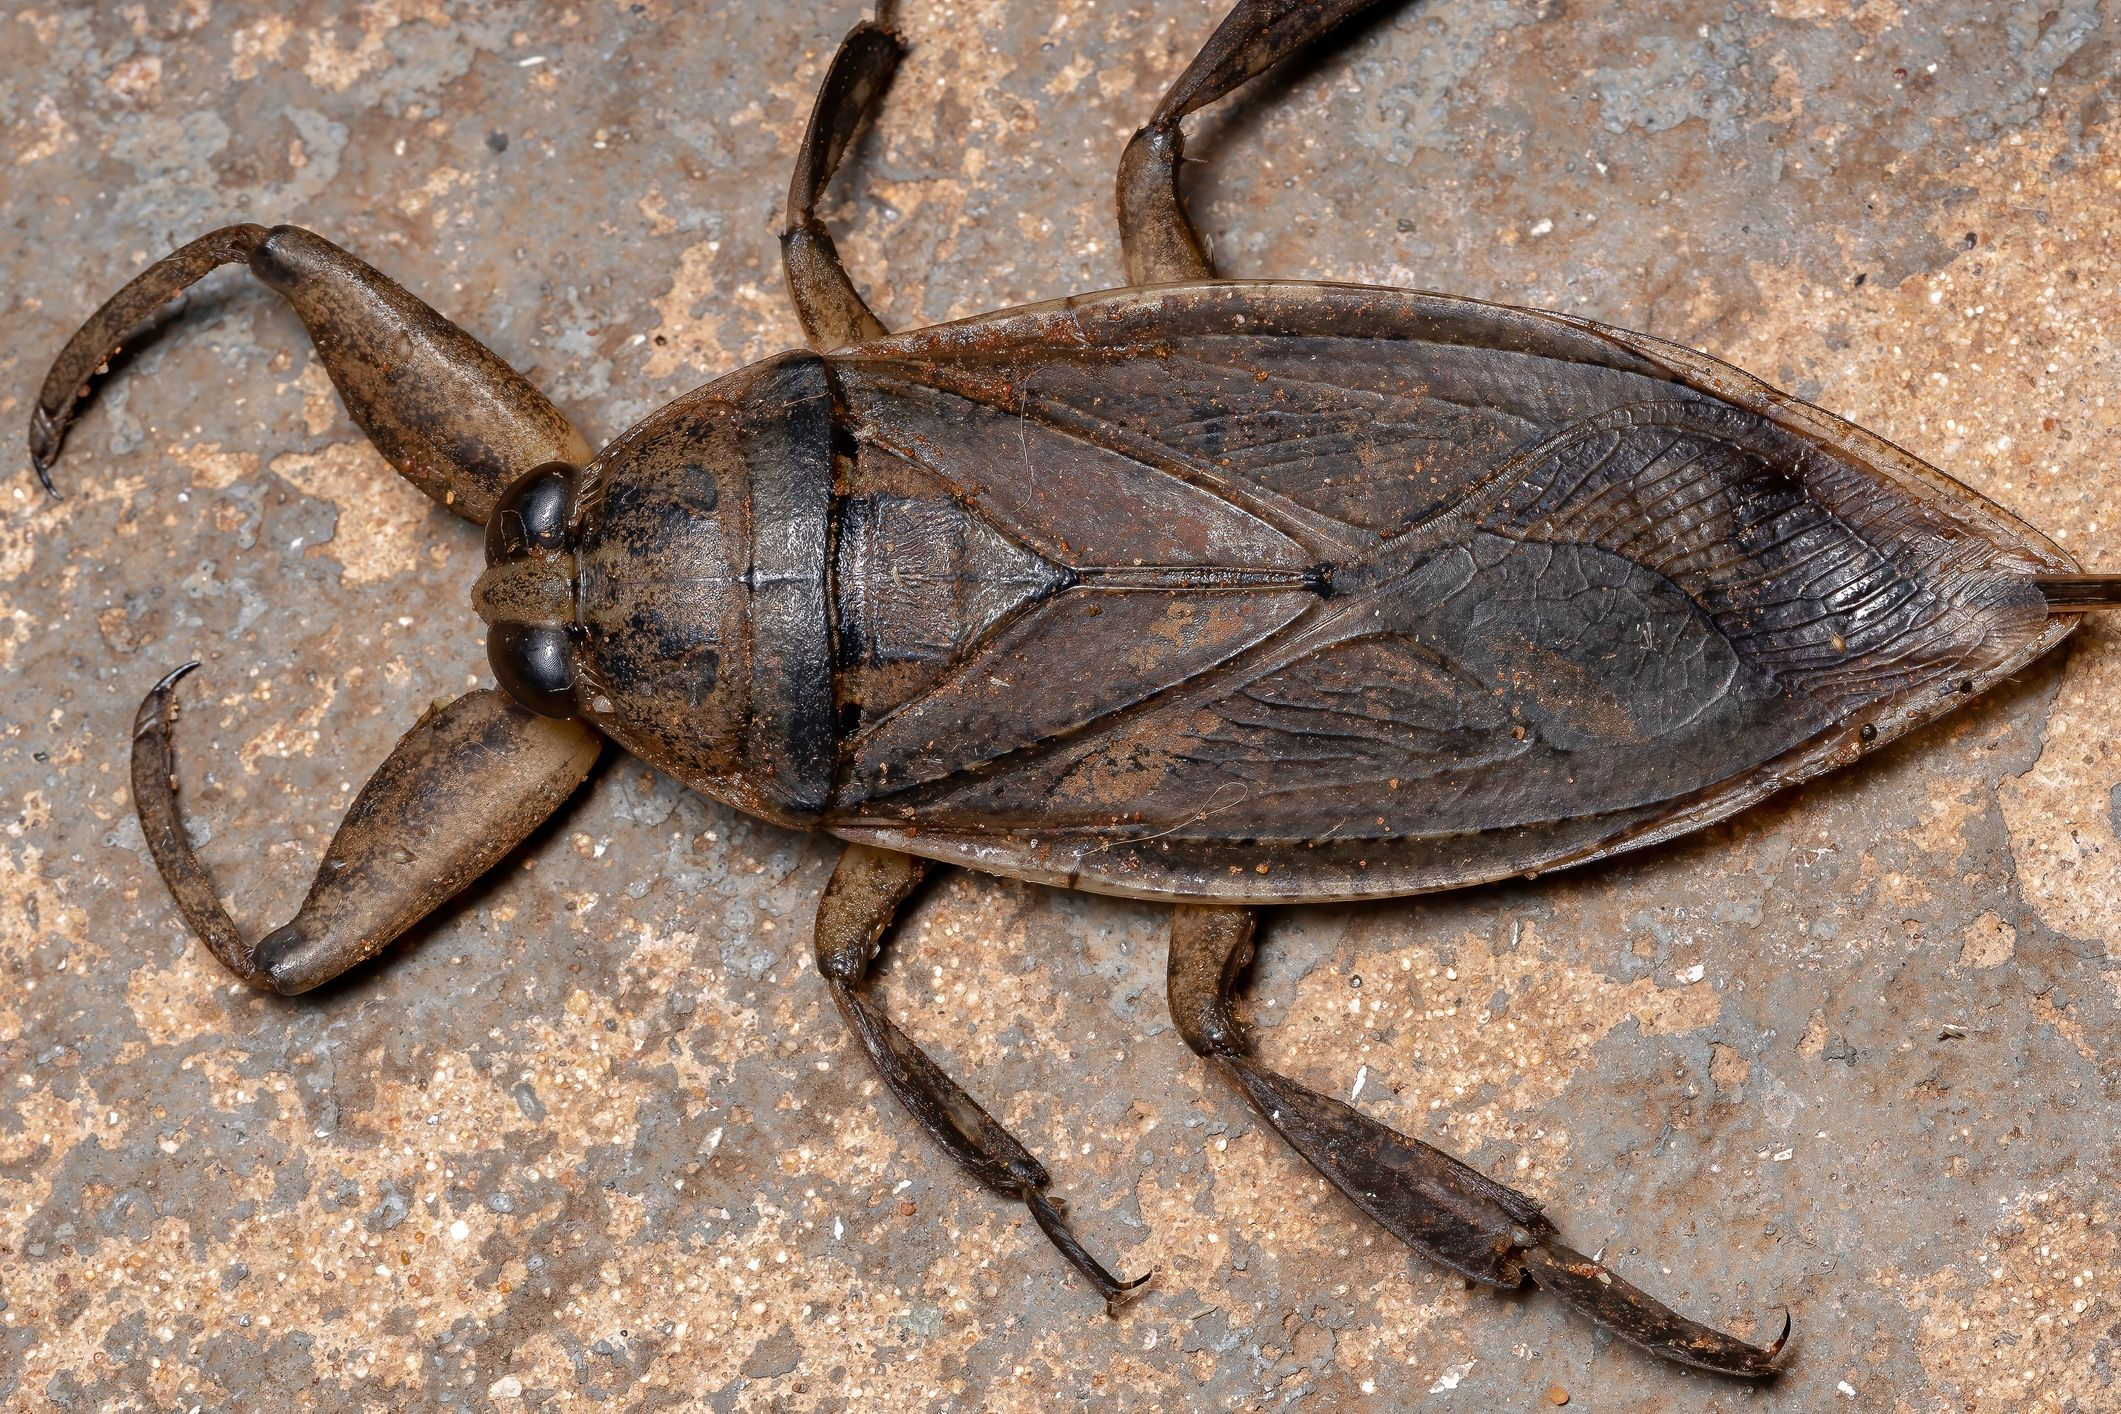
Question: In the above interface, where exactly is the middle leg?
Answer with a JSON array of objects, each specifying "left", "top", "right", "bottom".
[
  {"left": 780, "top": 5, "right": 905, "bottom": 350},
  {"left": 813, "top": 845, "right": 1152, "bottom": 1313},
  {"left": 1118, "top": 0, "right": 1397, "bottom": 283}
]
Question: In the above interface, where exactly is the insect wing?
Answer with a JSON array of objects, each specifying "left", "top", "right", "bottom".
[
  {"left": 829, "top": 358, "right": 1321, "bottom": 797},
  {"left": 824, "top": 284, "right": 2074, "bottom": 902}
]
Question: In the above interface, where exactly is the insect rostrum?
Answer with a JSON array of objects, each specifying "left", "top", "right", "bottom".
[{"left": 31, "top": 0, "right": 2120, "bottom": 1388}]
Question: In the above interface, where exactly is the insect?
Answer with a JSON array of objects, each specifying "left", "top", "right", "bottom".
[{"left": 28, "top": 0, "right": 2120, "bottom": 1387}]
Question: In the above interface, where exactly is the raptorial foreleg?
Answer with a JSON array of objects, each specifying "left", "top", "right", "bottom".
[
  {"left": 33, "top": 224, "right": 590, "bottom": 523},
  {"left": 134, "top": 666, "right": 600, "bottom": 994}
]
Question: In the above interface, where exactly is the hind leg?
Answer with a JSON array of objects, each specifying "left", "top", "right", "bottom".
[
  {"left": 31, "top": 224, "right": 589, "bottom": 522},
  {"left": 1168, "top": 904, "right": 1789, "bottom": 1377}
]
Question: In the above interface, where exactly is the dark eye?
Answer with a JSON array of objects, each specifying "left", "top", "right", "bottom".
[
  {"left": 489, "top": 622, "right": 578, "bottom": 717},
  {"left": 486, "top": 462, "right": 575, "bottom": 562}
]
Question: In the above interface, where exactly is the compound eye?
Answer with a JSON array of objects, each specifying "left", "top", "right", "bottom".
[
  {"left": 488, "top": 622, "right": 578, "bottom": 718},
  {"left": 485, "top": 462, "right": 575, "bottom": 562}
]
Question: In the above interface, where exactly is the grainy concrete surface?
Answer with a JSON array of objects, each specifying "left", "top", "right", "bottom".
[{"left": 3, "top": 1, "right": 2119, "bottom": 1409}]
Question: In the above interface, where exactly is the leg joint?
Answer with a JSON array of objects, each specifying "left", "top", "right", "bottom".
[
  {"left": 1166, "top": 905, "right": 1257, "bottom": 1059},
  {"left": 815, "top": 934, "right": 874, "bottom": 986}
]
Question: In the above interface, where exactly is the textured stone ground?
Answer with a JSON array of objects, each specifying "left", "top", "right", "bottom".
[{"left": 3, "top": 1, "right": 2119, "bottom": 1409}]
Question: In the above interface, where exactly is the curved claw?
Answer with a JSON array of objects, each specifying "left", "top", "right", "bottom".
[
  {"left": 31, "top": 224, "right": 269, "bottom": 495},
  {"left": 132, "top": 662, "right": 264, "bottom": 984},
  {"left": 1024, "top": 1187, "right": 1155, "bottom": 1317},
  {"left": 146, "top": 659, "right": 204, "bottom": 698},
  {"left": 1521, "top": 1242, "right": 1790, "bottom": 1378},
  {"left": 29, "top": 407, "right": 62, "bottom": 497},
  {"left": 821, "top": 975, "right": 1151, "bottom": 1314}
]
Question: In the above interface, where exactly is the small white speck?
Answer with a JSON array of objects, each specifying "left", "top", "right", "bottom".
[
  {"left": 448, "top": 1219, "right": 469, "bottom": 1241},
  {"left": 833, "top": 1216, "right": 844, "bottom": 1240},
  {"left": 705, "top": 1127, "right": 723, "bottom": 1155},
  {"left": 1430, "top": 1359, "right": 1476, "bottom": 1393},
  {"left": 1772, "top": 1147, "right": 1795, "bottom": 1162},
  {"left": 1350, "top": 1064, "right": 1368, "bottom": 1102},
  {"left": 518, "top": 55, "right": 547, "bottom": 67},
  {"left": 1676, "top": 964, "right": 1705, "bottom": 984},
  {"left": 490, "top": 1375, "right": 525, "bottom": 1399},
  {"left": 1529, "top": 218, "right": 1554, "bottom": 237},
  {"left": 1837, "top": 1381, "right": 1857, "bottom": 1398}
]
